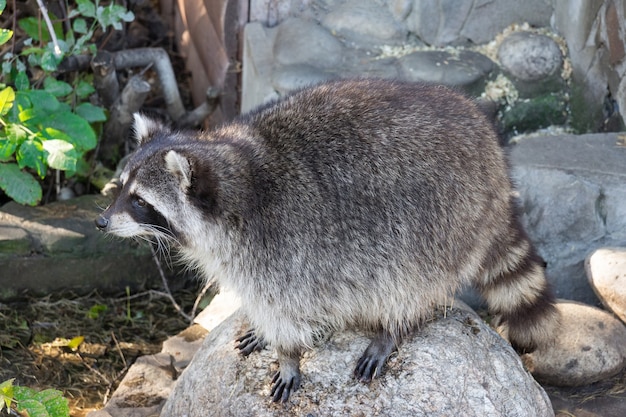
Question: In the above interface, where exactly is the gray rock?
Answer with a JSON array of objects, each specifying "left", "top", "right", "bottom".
[
  {"left": 406, "top": 0, "right": 552, "bottom": 46},
  {"left": 87, "top": 353, "right": 177, "bottom": 417},
  {"left": 241, "top": 22, "right": 280, "bottom": 113},
  {"left": 498, "top": 33, "right": 562, "bottom": 81},
  {"left": 161, "top": 307, "right": 554, "bottom": 417},
  {"left": 523, "top": 300, "right": 626, "bottom": 386},
  {"left": 509, "top": 133, "right": 626, "bottom": 304},
  {"left": 321, "top": 0, "right": 408, "bottom": 46},
  {"left": 0, "top": 195, "right": 163, "bottom": 299},
  {"left": 497, "top": 32, "right": 564, "bottom": 97},
  {"left": 274, "top": 17, "right": 344, "bottom": 68},
  {"left": 586, "top": 247, "right": 626, "bottom": 324},
  {"left": 271, "top": 64, "right": 337, "bottom": 94},
  {"left": 397, "top": 49, "right": 494, "bottom": 95},
  {"left": 388, "top": 0, "right": 412, "bottom": 22},
  {"left": 193, "top": 289, "right": 241, "bottom": 332}
]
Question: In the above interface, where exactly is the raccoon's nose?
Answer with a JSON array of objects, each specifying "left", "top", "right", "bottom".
[{"left": 95, "top": 216, "right": 109, "bottom": 231}]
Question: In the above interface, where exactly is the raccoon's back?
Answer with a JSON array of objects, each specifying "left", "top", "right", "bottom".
[{"left": 235, "top": 80, "right": 511, "bottom": 268}]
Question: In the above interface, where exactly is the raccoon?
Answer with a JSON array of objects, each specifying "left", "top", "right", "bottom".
[{"left": 95, "top": 79, "right": 559, "bottom": 402}]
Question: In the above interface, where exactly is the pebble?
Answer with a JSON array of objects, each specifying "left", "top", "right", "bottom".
[
  {"left": 498, "top": 31, "right": 563, "bottom": 97},
  {"left": 586, "top": 247, "right": 626, "bottom": 324},
  {"left": 397, "top": 50, "right": 494, "bottom": 94},
  {"left": 523, "top": 300, "right": 626, "bottom": 386}
]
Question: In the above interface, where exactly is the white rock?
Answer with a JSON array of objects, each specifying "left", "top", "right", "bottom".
[
  {"left": 586, "top": 247, "right": 626, "bottom": 324},
  {"left": 523, "top": 300, "right": 626, "bottom": 387},
  {"left": 161, "top": 306, "right": 554, "bottom": 417}
]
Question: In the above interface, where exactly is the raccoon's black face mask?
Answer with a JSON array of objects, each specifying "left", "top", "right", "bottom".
[{"left": 95, "top": 115, "right": 196, "bottom": 242}]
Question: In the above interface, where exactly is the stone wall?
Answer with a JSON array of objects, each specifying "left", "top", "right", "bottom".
[{"left": 248, "top": 0, "right": 626, "bottom": 131}]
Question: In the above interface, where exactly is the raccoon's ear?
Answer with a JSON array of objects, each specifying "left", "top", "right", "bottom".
[
  {"left": 165, "top": 150, "right": 192, "bottom": 190},
  {"left": 133, "top": 113, "right": 166, "bottom": 145}
]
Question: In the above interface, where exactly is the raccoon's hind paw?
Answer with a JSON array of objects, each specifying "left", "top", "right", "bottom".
[
  {"left": 235, "top": 329, "right": 267, "bottom": 356},
  {"left": 354, "top": 332, "right": 397, "bottom": 383},
  {"left": 270, "top": 367, "right": 301, "bottom": 403}
]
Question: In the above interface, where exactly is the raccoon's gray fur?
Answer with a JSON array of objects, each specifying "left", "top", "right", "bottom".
[{"left": 96, "top": 79, "right": 559, "bottom": 402}]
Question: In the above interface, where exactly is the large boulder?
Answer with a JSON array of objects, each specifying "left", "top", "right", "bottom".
[
  {"left": 161, "top": 306, "right": 553, "bottom": 417},
  {"left": 405, "top": 0, "right": 553, "bottom": 46},
  {"left": 509, "top": 133, "right": 626, "bottom": 304}
]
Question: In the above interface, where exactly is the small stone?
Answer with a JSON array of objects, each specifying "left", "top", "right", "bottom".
[
  {"left": 498, "top": 33, "right": 562, "bottom": 81},
  {"left": 523, "top": 300, "right": 626, "bottom": 386},
  {"left": 273, "top": 17, "right": 344, "bottom": 68},
  {"left": 498, "top": 32, "right": 564, "bottom": 97},
  {"left": 397, "top": 50, "right": 494, "bottom": 95},
  {"left": 498, "top": 33, "right": 562, "bottom": 77},
  {"left": 586, "top": 247, "right": 626, "bottom": 324}
]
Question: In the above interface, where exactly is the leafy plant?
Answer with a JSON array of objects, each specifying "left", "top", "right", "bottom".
[
  {"left": 1, "top": 378, "right": 70, "bottom": 417},
  {"left": 0, "top": 0, "right": 134, "bottom": 205}
]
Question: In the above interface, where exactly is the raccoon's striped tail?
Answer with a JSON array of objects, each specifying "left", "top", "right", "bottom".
[{"left": 476, "top": 219, "right": 560, "bottom": 352}]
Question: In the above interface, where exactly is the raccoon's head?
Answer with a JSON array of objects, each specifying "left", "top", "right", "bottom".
[{"left": 94, "top": 114, "right": 221, "bottom": 247}]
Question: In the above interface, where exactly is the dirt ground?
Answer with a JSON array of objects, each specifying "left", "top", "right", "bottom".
[{"left": 0, "top": 283, "right": 203, "bottom": 417}]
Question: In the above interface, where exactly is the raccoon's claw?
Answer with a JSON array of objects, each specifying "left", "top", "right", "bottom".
[
  {"left": 271, "top": 349, "right": 301, "bottom": 402},
  {"left": 235, "top": 329, "right": 267, "bottom": 356},
  {"left": 270, "top": 369, "right": 301, "bottom": 403},
  {"left": 354, "top": 332, "right": 396, "bottom": 383}
]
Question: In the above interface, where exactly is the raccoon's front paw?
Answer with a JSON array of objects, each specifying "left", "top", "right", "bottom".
[
  {"left": 235, "top": 329, "right": 267, "bottom": 356},
  {"left": 270, "top": 368, "right": 301, "bottom": 403}
]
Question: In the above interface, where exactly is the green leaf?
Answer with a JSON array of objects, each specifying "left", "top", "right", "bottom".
[
  {"left": 40, "top": 49, "right": 63, "bottom": 72},
  {"left": 97, "top": 4, "right": 134, "bottom": 31},
  {"left": 17, "top": 137, "right": 46, "bottom": 177},
  {"left": 75, "top": 80, "right": 95, "bottom": 99},
  {"left": 43, "top": 77, "right": 72, "bottom": 97},
  {"left": 18, "top": 17, "right": 47, "bottom": 42},
  {"left": 72, "top": 18, "right": 88, "bottom": 34},
  {"left": 76, "top": 0, "right": 96, "bottom": 18},
  {"left": 16, "top": 137, "right": 43, "bottom": 168},
  {"left": 43, "top": 139, "right": 77, "bottom": 171},
  {"left": 0, "top": 28, "right": 12, "bottom": 46},
  {"left": 0, "top": 138, "right": 17, "bottom": 161},
  {"left": 0, "top": 378, "right": 14, "bottom": 413},
  {"left": 5, "top": 123, "right": 29, "bottom": 143},
  {"left": 14, "top": 71, "right": 29, "bottom": 90},
  {"left": 20, "top": 90, "right": 63, "bottom": 113},
  {"left": 0, "top": 162, "right": 42, "bottom": 205},
  {"left": 87, "top": 304, "right": 108, "bottom": 319},
  {"left": 0, "top": 86, "right": 15, "bottom": 116},
  {"left": 75, "top": 102, "right": 106, "bottom": 122},
  {"left": 17, "top": 399, "right": 49, "bottom": 417},
  {"left": 0, "top": 0, "right": 6, "bottom": 14},
  {"left": 67, "top": 335, "right": 84, "bottom": 351},
  {"left": 14, "top": 387, "right": 69, "bottom": 417},
  {"left": 40, "top": 112, "right": 97, "bottom": 152}
]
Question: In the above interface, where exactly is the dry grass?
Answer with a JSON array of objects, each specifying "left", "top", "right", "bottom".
[{"left": 0, "top": 286, "right": 202, "bottom": 416}]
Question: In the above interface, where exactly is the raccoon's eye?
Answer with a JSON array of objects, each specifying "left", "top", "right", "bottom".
[{"left": 132, "top": 196, "right": 147, "bottom": 209}]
